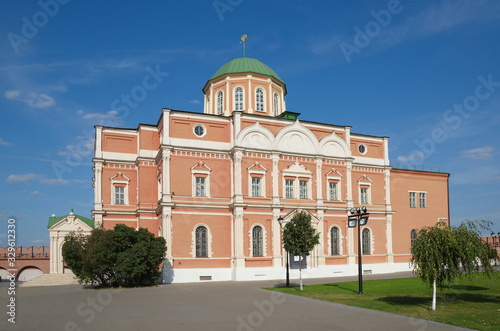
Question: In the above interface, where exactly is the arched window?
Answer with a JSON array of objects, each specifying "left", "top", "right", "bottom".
[
  {"left": 216, "top": 91, "right": 223, "bottom": 115},
  {"left": 256, "top": 88, "right": 264, "bottom": 112},
  {"left": 273, "top": 93, "right": 279, "bottom": 116},
  {"left": 410, "top": 229, "right": 417, "bottom": 249},
  {"left": 330, "top": 227, "right": 340, "bottom": 255},
  {"left": 235, "top": 87, "right": 243, "bottom": 111},
  {"left": 362, "top": 228, "right": 371, "bottom": 255},
  {"left": 195, "top": 226, "right": 208, "bottom": 257},
  {"left": 252, "top": 226, "right": 263, "bottom": 256}
]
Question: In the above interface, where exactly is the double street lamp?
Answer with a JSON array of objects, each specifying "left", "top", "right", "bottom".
[
  {"left": 277, "top": 216, "right": 290, "bottom": 287},
  {"left": 348, "top": 206, "right": 369, "bottom": 294}
]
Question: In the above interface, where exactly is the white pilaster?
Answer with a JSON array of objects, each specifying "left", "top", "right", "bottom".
[
  {"left": 94, "top": 161, "right": 103, "bottom": 211},
  {"left": 162, "top": 148, "right": 172, "bottom": 203},
  {"left": 272, "top": 153, "right": 280, "bottom": 205},
  {"left": 233, "top": 150, "right": 243, "bottom": 203},
  {"left": 316, "top": 158, "right": 323, "bottom": 203}
]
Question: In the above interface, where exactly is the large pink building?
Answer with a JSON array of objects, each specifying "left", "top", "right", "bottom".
[{"left": 92, "top": 57, "right": 449, "bottom": 283}]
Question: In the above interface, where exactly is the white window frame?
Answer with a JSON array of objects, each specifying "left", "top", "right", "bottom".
[
  {"left": 191, "top": 163, "right": 211, "bottom": 197},
  {"left": 193, "top": 224, "right": 212, "bottom": 258},
  {"left": 326, "top": 169, "right": 342, "bottom": 201},
  {"left": 362, "top": 228, "right": 372, "bottom": 255},
  {"left": 250, "top": 224, "right": 267, "bottom": 257},
  {"left": 409, "top": 190, "right": 428, "bottom": 208},
  {"left": 110, "top": 173, "right": 130, "bottom": 205},
  {"left": 329, "top": 226, "right": 341, "bottom": 255},
  {"left": 357, "top": 175, "right": 372, "bottom": 205},
  {"left": 282, "top": 162, "right": 313, "bottom": 200},
  {"left": 256, "top": 87, "right": 265, "bottom": 112},
  {"left": 285, "top": 179, "right": 294, "bottom": 198},
  {"left": 299, "top": 180, "right": 308, "bottom": 199},
  {"left": 216, "top": 90, "right": 224, "bottom": 115},
  {"left": 247, "top": 163, "right": 267, "bottom": 197},
  {"left": 360, "top": 187, "right": 369, "bottom": 204},
  {"left": 234, "top": 87, "right": 244, "bottom": 111},
  {"left": 419, "top": 192, "right": 427, "bottom": 208},
  {"left": 273, "top": 93, "right": 279, "bottom": 116},
  {"left": 409, "top": 191, "right": 417, "bottom": 208}
]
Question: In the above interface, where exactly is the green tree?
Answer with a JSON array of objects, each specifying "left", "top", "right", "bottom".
[
  {"left": 411, "top": 220, "right": 498, "bottom": 310},
  {"left": 62, "top": 224, "right": 167, "bottom": 287},
  {"left": 283, "top": 211, "right": 320, "bottom": 290}
]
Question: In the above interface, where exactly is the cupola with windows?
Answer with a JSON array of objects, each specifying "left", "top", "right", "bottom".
[{"left": 202, "top": 57, "right": 287, "bottom": 117}]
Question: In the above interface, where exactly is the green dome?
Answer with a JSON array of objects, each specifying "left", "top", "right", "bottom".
[{"left": 203, "top": 57, "right": 286, "bottom": 93}]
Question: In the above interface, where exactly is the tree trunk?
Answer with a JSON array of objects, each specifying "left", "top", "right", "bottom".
[
  {"left": 299, "top": 264, "right": 303, "bottom": 290},
  {"left": 432, "top": 279, "right": 437, "bottom": 310}
]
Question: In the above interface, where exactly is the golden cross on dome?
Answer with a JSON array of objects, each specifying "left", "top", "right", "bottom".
[{"left": 241, "top": 34, "right": 247, "bottom": 58}]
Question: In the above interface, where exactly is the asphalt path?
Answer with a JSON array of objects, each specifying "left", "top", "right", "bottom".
[{"left": 0, "top": 271, "right": 471, "bottom": 330}]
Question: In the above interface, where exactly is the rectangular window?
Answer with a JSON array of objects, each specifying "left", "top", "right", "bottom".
[
  {"left": 251, "top": 177, "right": 261, "bottom": 197},
  {"left": 409, "top": 192, "right": 416, "bottom": 208},
  {"left": 195, "top": 177, "right": 206, "bottom": 197},
  {"left": 420, "top": 192, "right": 427, "bottom": 208},
  {"left": 360, "top": 187, "right": 368, "bottom": 204},
  {"left": 115, "top": 186, "right": 125, "bottom": 205},
  {"left": 299, "top": 180, "right": 308, "bottom": 199},
  {"left": 285, "top": 179, "right": 294, "bottom": 198},
  {"left": 329, "top": 182, "right": 338, "bottom": 201}
]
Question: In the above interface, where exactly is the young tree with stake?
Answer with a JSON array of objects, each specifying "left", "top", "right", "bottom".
[{"left": 282, "top": 211, "right": 320, "bottom": 290}]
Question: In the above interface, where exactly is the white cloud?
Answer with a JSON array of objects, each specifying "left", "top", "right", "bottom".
[
  {"left": 30, "top": 190, "right": 45, "bottom": 196},
  {"left": 460, "top": 146, "right": 494, "bottom": 160},
  {"left": 313, "top": 0, "right": 500, "bottom": 58},
  {"left": 0, "top": 138, "right": 11, "bottom": 146},
  {"left": 77, "top": 109, "right": 123, "bottom": 126},
  {"left": 6, "top": 173, "right": 40, "bottom": 183},
  {"left": 5, "top": 90, "right": 20, "bottom": 99},
  {"left": 189, "top": 100, "right": 201, "bottom": 105},
  {"left": 4, "top": 89, "right": 55, "bottom": 108},
  {"left": 5, "top": 173, "right": 85, "bottom": 185}
]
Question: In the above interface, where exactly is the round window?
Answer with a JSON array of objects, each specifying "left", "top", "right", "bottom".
[
  {"left": 358, "top": 144, "right": 367, "bottom": 154},
  {"left": 193, "top": 124, "right": 205, "bottom": 137}
]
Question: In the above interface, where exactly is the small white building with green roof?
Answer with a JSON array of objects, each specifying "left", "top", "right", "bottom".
[{"left": 47, "top": 209, "right": 94, "bottom": 274}]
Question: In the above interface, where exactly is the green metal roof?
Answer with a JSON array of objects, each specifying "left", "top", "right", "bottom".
[
  {"left": 203, "top": 57, "right": 286, "bottom": 93},
  {"left": 47, "top": 210, "right": 95, "bottom": 229}
]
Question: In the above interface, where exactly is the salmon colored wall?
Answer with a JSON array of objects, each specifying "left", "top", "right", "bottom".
[
  {"left": 101, "top": 166, "right": 137, "bottom": 205},
  {"left": 322, "top": 165, "right": 347, "bottom": 202},
  {"left": 139, "top": 128, "right": 159, "bottom": 150},
  {"left": 102, "top": 132, "right": 137, "bottom": 153},
  {"left": 391, "top": 169, "right": 449, "bottom": 255},
  {"left": 170, "top": 118, "right": 230, "bottom": 142},
  {"left": 323, "top": 216, "right": 347, "bottom": 256},
  {"left": 351, "top": 170, "right": 385, "bottom": 205},
  {"left": 170, "top": 155, "right": 231, "bottom": 198},
  {"left": 350, "top": 139, "right": 384, "bottom": 159},
  {"left": 138, "top": 164, "right": 158, "bottom": 206},
  {"left": 241, "top": 157, "right": 272, "bottom": 197},
  {"left": 172, "top": 258, "right": 231, "bottom": 269},
  {"left": 243, "top": 214, "right": 273, "bottom": 257},
  {"left": 245, "top": 258, "right": 273, "bottom": 268},
  {"left": 171, "top": 212, "right": 231, "bottom": 258}
]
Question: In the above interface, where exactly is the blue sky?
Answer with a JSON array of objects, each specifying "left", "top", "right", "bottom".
[{"left": 1, "top": 0, "right": 499, "bottom": 246}]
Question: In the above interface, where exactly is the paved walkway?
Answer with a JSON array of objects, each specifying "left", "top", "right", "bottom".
[{"left": 1, "top": 272, "right": 471, "bottom": 330}]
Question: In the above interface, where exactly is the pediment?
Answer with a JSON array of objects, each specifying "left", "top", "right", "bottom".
[
  {"left": 281, "top": 209, "right": 320, "bottom": 225},
  {"left": 49, "top": 215, "right": 94, "bottom": 233}
]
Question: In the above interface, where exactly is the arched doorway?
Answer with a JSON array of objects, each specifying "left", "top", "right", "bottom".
[{"left": 17, "top": 267, "right": 43, "bottom": 281}]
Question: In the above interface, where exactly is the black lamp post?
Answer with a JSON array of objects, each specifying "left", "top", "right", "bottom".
[
  {"left": 277, "top": 216, "right": 290, "bottom": 287},
  {"left": 348, "top": 206, "right": 369, "bottom": 294}
]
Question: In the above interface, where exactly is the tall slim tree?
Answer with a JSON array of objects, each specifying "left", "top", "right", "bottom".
[
  {"left": 282, "top": 211, "right": 320, "bottom": 290},
  {"left": 411, "top": 220, "right": 498, "bottom": 310}
]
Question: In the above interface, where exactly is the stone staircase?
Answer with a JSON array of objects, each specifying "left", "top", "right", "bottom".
[{"left": 20, "top": 273, "right": 80, "bottom": 287}]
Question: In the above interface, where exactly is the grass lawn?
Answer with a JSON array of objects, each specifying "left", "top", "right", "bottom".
[{"left": 266, "top": 272, "right": 500, "bottom": 331}]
